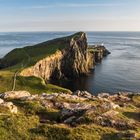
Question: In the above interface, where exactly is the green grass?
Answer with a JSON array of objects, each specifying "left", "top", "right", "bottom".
[
  {"left": 0, "top": 32, "right": 84, "bottom": 69},
  {"left": 0, "top": 32, "right": 81, "bottom": 94},
  {"left": 0, "top": 115, "right": 39, "bottom": 140},
  {"left": 0, "top": 114, "right": 135, "bottom": 140},
  {"left": 0, "top": 69, "right": 71, "bottom": 94},
  {"left": 132, "top": 95, "right": 140, "bottom": 107},
  {"left": 28, "top": 123, "right": 118, "bottom": 140}
]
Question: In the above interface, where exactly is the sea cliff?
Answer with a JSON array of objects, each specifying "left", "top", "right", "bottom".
[{"left": 19, "top": 32, "right": 110, "bottom": 81}]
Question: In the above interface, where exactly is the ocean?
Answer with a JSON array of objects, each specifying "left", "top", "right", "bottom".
[{"left": 0, "top": 31, "right": 140, "bottom": 94}]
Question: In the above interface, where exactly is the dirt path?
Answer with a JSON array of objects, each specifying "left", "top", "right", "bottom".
[
  {"left": 12, "top": 49, "right": 31, "bottom": 91},
  {"left": 12, "top": 71, "right": 20, "bottom": 91}
]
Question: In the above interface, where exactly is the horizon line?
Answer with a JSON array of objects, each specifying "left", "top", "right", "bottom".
[{"left": 0, "top": 30, "right": 140, "bottom": 33}]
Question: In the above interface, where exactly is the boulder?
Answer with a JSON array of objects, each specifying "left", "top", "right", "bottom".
[
  {"left": 1, "top": 91, "right": 31, "bottom": 99},
  {"left": 59, "top": 93, "right": 86, "bottom": 101},
  {"left": 62, "top": 102, "right": 92, "bottom": 110},
  {"left": 60, "top": 103, "right": 92, "bottom": 118},
  {"left": 22, "top": 94, "right": 39, "bottom": 101},
  {"left": 0, "top": 102, "right": 18, "bottom": 114},
  {"left": 101, "top": 102, "right": 120, "bottom": 110},
  {"left": 118, "top": 94, "right": 131, "bottom": 102},
  {"left": 41, "top": 100, "right": 54, "bottom": 108},
  {"left": 44, "top": 93, "right": 59, "bottom": 100},
  {"left": 73, "top": 90, "right": 95, "bottom": 100}
]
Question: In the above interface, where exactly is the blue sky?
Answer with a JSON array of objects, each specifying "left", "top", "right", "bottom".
[{"left": 0, "top": 0, "right": 140, "bottom": 31}]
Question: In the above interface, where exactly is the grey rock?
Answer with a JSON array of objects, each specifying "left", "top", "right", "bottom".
[
  {"left": 101, "top": 102, "right": 120, "bottom": 110},
  {"left": 1, "top": 91, "right": 30, "bottom": 99},
  {"left": 45, "top": 93, "right": 59, "bottom": 100},
  {"left": 73, "top": 90, "right": 95, "bottom": 100},
  {"left": 41, "top": 100, "right": 54, "bottom": 108}
]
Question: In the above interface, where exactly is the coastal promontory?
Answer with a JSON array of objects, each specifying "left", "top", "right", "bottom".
[{"left": 0, "top": 32, "right": 110, "bottom": 83}]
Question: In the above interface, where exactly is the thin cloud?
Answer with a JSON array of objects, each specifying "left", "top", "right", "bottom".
[{"left": 24, "top": 3, "right": 123, "bottom": 9}]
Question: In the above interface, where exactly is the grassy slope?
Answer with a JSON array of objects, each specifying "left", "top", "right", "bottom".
[
  {"left": 0, "top": 32, "right": 85, "bottom": 94},
  {"left": 0, "top": 32, "right": 83, "bottom": 68},
  {"left": 0, "top": 69, "right": 71, "bottom": 94},
  {"left": 0, "top": 94, "right": 139, "bottom": 140}
]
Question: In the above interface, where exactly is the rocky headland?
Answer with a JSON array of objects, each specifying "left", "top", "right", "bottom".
[
  {"left": 0, "top": 31, "right": 110, "bottom": 94},
  {"left": 19, "top": 32, "right": 110, "bottom": 81},
  {"left": 0, "top": 32, "right": 110, "bottom": 81}
]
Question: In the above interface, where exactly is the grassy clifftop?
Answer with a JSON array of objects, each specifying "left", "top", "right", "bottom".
[
  {"left": 0, "top": 70, "right": 71, "bottom": 94},
  {"left": 0, "top": 32, "right": 85, "bottom": 94},
  {"left": 0, "top": 32, "right": 84, "bottom": 69},
  {"left": 0, "top": 32, "right": 108, "bottom": 94}
]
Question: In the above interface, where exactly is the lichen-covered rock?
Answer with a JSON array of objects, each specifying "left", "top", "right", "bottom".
[
  {"left": 23, "top": 94, "right": 39, "bottom": 101},
  {"left": 62, "top": 102, "right": 92, "bottom": 111},
  {"left": 101, "top": 101, "right": 120, "bottom": 110},
  {"left": 41, "top": 100, "right": 54, "bottom": 108},
  {"left": 59, "top": 93, "right": 87, "bottom": 101},
  {"left": 60, "top": 102, "right": 92, "bottom": 120},
  {"left": 73, "top": 90, "right": 95, "bottom": 100},
  {"left": 44, "top": 93, "right": 59, "bottom": 100},
  {"left": 1, "top": 91, "right": 31, "bottom": 99},
  {"left": 0, "top": 101, "right": 18, "bottom": 114}
]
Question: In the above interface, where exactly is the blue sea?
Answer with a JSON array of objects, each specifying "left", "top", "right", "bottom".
[{"left": 0, "top": 31, "right": 140, "bottom": 94}]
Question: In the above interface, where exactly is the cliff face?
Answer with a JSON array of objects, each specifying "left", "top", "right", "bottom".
[
  {"left": 89, "top": 45, "right": 110, "bottom": 63},
  {"left": 20, "top": 32, "right": 94, "bottom": 81}
]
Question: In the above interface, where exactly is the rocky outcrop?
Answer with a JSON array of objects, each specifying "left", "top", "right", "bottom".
[
  {"left": 20, "top": 32, "right": 110, "bottom": 81},
  {"left": 0, "top": 98, "right": 18, "bottom": 114},
  {"left": 89, "top": 45, "right": 110, "bottom": 63},
  {"left": 1, "top": 90, "right": 139, "bottom": 135},
  {"left": 0, "top": 91, "right": 31, "bottom": 99}
]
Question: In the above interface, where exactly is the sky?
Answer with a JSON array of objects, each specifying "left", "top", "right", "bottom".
[{"left": 0, "top": 0, "right": 140, "bottom": 32}]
